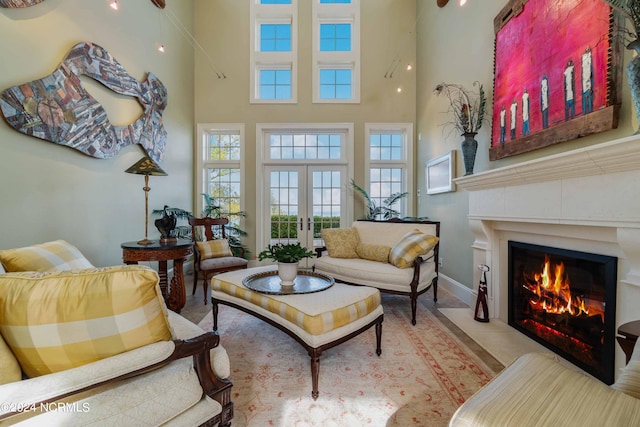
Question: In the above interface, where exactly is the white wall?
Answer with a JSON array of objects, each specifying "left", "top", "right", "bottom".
[{"left": 0, "top": 0, "right": 194, "bottom": 266}]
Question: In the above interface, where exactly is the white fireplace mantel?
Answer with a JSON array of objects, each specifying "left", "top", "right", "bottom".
[{"left": 452, "top": 135, "right": 640, "bottom": 334}]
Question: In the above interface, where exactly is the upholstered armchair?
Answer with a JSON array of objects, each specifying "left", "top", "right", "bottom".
[{"left": 189, "top": 217, "right": 248, "bottom": 304}]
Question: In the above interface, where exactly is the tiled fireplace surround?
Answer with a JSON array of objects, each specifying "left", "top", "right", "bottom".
[{"left": 453, "top": 135, "right": 640, "bottom": 374}]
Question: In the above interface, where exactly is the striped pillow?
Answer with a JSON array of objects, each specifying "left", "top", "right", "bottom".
[
  {"left": 389, "top": 230, "right": 439, "bottom": 269},
  {"left": 0, "top": 240, "right": 93, "bottom": 272},
  {"left": 197, "top": 239, "right": 233, "bottom": 260},
  {"left": 0, "top": 265, "right": 172, "bottom": 377}
]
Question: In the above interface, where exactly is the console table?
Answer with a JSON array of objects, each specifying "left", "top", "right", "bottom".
[{"left": 121, "top": 239, "right": 193, "bottom": 313}]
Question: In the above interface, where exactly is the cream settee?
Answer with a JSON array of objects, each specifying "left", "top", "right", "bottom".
[
  {"left": 449, "top": 347, "right": 640, "bottom": 427},
  {"left": 313, "top": 219, "right": 440, "bottom": 325},
  {"left": 0, "top": 241, "right": 233, "bottom": 426}
]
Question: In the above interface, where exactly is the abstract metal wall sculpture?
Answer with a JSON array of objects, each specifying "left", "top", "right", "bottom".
[
  {"left": 0, "top": 42, "right": 167, "bottom": 162},
  {"left": 0, "top": 0, "right": 45, "bottom": 7}
]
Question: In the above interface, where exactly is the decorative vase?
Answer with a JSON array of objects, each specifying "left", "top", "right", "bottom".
[
  {"left": 461, "top": 132, "right": 478, "bottom": 176},
  {"left": 626, "top": 46, "right": 640, "bottom": 133},
  {"left": 278, "top": 261, "right": 298, "bottom": 287}
]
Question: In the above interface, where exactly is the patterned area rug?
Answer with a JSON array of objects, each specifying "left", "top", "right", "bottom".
[{"left": 198, "top": 294, "right": 497, "bottom": 427}]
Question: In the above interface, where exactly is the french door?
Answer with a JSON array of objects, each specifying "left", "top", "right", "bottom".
[{"left": 264, "top": 164, "right": 348, "bottom": 267}]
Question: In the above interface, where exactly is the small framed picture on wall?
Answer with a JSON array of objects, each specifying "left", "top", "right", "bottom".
[{"left": 426, "top": 150, "right": 455, "bottom": 195}]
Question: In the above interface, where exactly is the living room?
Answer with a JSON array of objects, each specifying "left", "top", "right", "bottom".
[{"left": 2, "top": 0, "right": 640, "bottom": 425}]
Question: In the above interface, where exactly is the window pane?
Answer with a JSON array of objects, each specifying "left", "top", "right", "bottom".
[
  {"left": 261, "top": 0, "right": 291, "bottom": 4},
  {"left": 369, "top": 167, "right": 405, "bottom": 219},
  {"left": 320, "top": 23, "right": 350, "bottom": 52},
  {"left": 320, "top": 69, "right": 352, "bottom": 99},
  {"left": 370, "top": 131, "right": 404, "bottom": 161},
  {"left": 259, "top": 69, "right": 292, "bottom": 100},
  {"left": 206, "top": 167, "right": 241, "bottom": 218},
  {"left": 207, "top": 132, "right": 241, "bottom": 160},
  {"left": 260, "top": 24, "right": 291, "bottom": 52},
  {"left": 320, "top": 0, "right": 351, "bottom": 3},
  {"left": 269, "top": 170, "right": 299, "bottom": 243},
  {"left": 267, "top": 132, "right": 343, "bottom": 160}
]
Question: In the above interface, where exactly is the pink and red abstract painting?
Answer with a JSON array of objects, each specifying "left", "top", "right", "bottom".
[{"left": 491, "top": 0, "right": 619, "bottom": 159}]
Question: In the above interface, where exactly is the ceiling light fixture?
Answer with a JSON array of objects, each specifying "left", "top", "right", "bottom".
[
  {"left": 406, "top": 64, "right": 412, "bottom": 71},
  {"left": 460, "top": 0, "right": 467, "bottom": 5},
  {"left": 158, "top": 44, "right": 165, "bottom": 53},
  {"left": 109, "top": 0, "right": 118, "bottom": 10}
]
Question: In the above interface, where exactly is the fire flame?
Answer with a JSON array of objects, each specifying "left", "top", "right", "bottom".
[{"left": 525, "top": 255, "right": 589, "bottom": 316}]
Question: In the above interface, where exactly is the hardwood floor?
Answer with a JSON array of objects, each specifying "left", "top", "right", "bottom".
[{"left": 178, "top": 272, "right": 504, "bottom": 373}]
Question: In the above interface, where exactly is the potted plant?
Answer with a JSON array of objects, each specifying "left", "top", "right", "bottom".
[
  {"left": 350, "top": 179, "right": 408, "bottom": 220},
  {"left": 258, "top": 242, "right": 315, "bottom": 286},
  {"left": 434, "top": 81, "right": 486, "bottom": 175}
]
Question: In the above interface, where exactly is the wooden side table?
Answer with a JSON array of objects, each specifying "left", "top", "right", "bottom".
[
  {"left": 121, "top": 239, "right": 193, "bottom": 313},
  {"left": 617, "top": 320, "right": 640, "bottom": 364}
]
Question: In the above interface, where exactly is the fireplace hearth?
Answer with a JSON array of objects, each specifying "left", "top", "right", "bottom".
[{"left": 508, "top": 241, "right": 617, "bottom": 384}]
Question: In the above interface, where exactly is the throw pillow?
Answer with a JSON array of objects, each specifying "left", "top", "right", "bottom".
[
  {"left": 321, "top": 228, "right": 360, "bottom": 259},
  {"left": 0, "top": 333, "right": 21, "bottom": 384},
  {"left": 0, "top": 265, "right": 172, "bottom": 377},
  {"left": 356, "top": 243, "right": 391, "bottom": 263},
  {"left": 197, "top": 239, "right": 233, "bottom": 259},
  {"left": 0, "top": 240, "right": 94, "bottom": 272},
  {"left": 389, "top": 230, "right": 439, "bottom": 269}
]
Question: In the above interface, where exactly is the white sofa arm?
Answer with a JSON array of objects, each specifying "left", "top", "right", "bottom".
[
  {"left": 0, "top": 340, "right": 175, "bottom": 418},
  {"left": 168, "top": 311, "right": 230, "bottom": 379}
]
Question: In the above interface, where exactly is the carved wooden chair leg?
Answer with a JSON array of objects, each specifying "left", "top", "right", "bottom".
[
  {"left": 375, "top": 318, "right": 383, "bottom": 356},
  {"left": 202, "top": 275, "right": 210, "bottom": 305},
  {"left": 410, "top": 291, "right": 418, "bottom": 326},
  {"left": 309, "top": 349, "right": 321, "bottom": 400},
  {"left": 212, "top": 301, "right": 219, "bottom": 332},
  {"left": 192, "top": 269, "right": 199, "bottom": 295}
]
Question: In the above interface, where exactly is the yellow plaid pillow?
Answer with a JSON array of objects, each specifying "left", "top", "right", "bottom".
[
  {"left": 197, "top": 239, "right": 233, "bottom": 260},
  {"left": 389, "top": 230, "right": 439, "bottom": 269},
  {"left": 0, "top": 240, "right": 94, "bottom": 272},
  {"left": 0, "top": 265, "right": 172, "bottom": 378},
  {"left": 321, "top": 228, "right": 360, "bottom": 259},
  {"left": 356, "top": 243, "right": 391, "bottom": 263},
  {"left": 0, "top": 333, "right": 21, "bottom": 384}
]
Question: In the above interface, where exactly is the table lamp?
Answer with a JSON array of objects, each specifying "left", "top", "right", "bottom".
[{"left": 125, "top": 155, "right": 167, "bottom": 245}]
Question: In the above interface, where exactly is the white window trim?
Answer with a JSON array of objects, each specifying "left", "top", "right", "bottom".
[
  {"left": 255, "top": 123, "right": 355, "bottom": 252},
  {"left": 195, "top": 123, "right": 245, "bottom": 218},
  {"left": 312, "top": 0, "right": 360, "bottom": 103},
  {"left": 364, "top": 123, "right": 414, "bottom": 216},
  {"left": 250, "top": 1, "right": 298, "bottom": 104}
]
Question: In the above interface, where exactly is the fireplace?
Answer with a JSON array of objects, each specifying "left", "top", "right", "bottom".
[{"left": 508, "top": 241, "right": 617, "bottom": 384}]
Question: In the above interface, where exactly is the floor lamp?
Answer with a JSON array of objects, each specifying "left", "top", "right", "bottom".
[{"left": 125, "top": 155, "right": 167, "bottom": 245}]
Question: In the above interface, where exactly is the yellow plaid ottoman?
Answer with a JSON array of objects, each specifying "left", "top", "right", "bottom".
[{"left": 211, "top": 266, "right": 383, "bottom": 400}]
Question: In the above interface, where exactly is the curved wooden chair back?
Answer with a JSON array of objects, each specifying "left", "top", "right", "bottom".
[
  {"left": 187, "top": 217, "right": 248, "bottom": 304},
  {"left": 189, "top": 217, "right": 229, "bottom": 242}
]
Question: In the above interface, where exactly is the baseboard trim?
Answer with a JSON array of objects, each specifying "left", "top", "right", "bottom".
[{"left": 438, "top": 273, "right": 474, "bottom": 306}]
